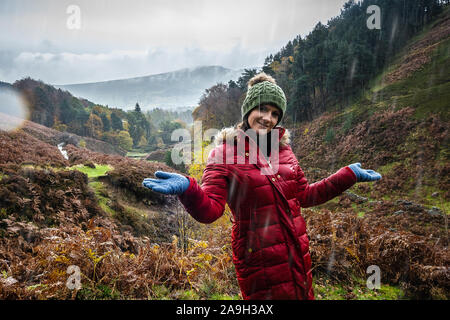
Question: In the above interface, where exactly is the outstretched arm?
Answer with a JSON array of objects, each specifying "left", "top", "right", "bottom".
[
  {"left": 296, "top": 162, "right": 381, "bottom": 208},
  {"left": 296, "top": 165, "right": 357, "bottom": 208},
  {"left": 178, "top": 163, "right": 229, "bottom": 224},
  {"left": 142, "top": 165, "right": 228, "bottom": 224}
]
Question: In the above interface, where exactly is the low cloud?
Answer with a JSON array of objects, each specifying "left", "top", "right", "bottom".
[{"left": 3, "top": 45, "right": 269, "bottom": 85}]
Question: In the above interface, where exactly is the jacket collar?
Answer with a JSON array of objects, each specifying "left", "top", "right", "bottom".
[{"left": 214, "top": 126, "right": 290, "bottom": 148}]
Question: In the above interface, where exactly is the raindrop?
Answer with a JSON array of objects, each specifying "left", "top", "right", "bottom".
[
  {"left": 0, "top": 86, "right": 29, "bottom": 131},
  {"left": 327, "top": 248, "right": 335, "bottom": 275},
  {"left": 349, "top": 58, "right": 358, "bottom": 81}
]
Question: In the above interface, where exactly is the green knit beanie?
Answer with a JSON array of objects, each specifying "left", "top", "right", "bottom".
[{"left": 241, "top": 73, "right": 287, "bottom": 125}]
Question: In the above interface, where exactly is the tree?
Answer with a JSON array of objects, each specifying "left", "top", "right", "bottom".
[
  {"left": 135, "top": 102, "right": 141, "bottom": 113},
  {"left": 237, "top": 69, "right": 258, "bottom": 90},
  {"left": 85, "top": 113, "right": 103, "bottom": 139},
  {"left": 127, "top": 109, "right": 151, "bottom": 147},
  {"left": 160, "top": 120, "right": 183, "bottom": 144},
  {"left": 100, "top": 113, "right": 111, "bottom": 132},
  {"left": 111, "top": 112, "right": 123, "bottom": 131},
  {"left": 117, "top": 130, "right": 133, "bottom": 151}
]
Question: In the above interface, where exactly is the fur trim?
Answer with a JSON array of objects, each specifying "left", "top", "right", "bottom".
[
  {"left": 247, "top": 72, "right": 277, "bottom": 88},
  {"left": 214, "top": 126, "right": 290, "bottom": 147}
]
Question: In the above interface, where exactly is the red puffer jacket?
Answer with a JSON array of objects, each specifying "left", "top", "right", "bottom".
[{"left": 179, "top": 127, "right": 357, "bottom": 300}]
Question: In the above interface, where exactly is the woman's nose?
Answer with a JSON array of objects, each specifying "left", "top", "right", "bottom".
[{"left": 261, "top": 112, "right": 272, "bottom": 122}]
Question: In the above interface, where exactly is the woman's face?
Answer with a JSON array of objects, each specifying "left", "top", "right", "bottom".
[{"left": 247, "top": 104, "right": 281, "bottom": 134}]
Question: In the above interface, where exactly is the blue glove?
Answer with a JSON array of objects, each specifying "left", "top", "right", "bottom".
[
  {"left": 142, "top": 171, "right": 190, "bottom": 195},
  {"left": 348, "top": 163, "right": 382, "bottom": 182}
]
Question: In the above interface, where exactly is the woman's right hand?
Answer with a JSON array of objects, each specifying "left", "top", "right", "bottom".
[{"left": 142, "top": 171, "right": 190, "bottom": 195}]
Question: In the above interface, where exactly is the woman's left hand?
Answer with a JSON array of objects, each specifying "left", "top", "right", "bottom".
[{"left": 348, "top": 163, "right": 382, "bottom": 182}]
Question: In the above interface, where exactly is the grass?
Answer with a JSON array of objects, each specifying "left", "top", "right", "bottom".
[
  {"left": 357, "top": 11, "right": 450, "bottom": 123},
  {"left": 376, "top": 161, "right": 403, "bottom": 176},
  {"left": 126, "top": 151, "right": 149, "bottom": 159},
  {"left": 71, "top": 163, "right": 116, "bottom": 216},
  {"left": 408, "top": 184, "right": 450, "bottom": 214},
  {"left": 149, "top": 284, "right": 241, "bottom": 300},
  {"left": 313, "top": 272, "right": 405, "bottom": 300},
  {"left": 68, "top": 164, "right": 113, "bottom": 178},
  {"left": 89, "top": 181, "right": 115, "bottom": 216},
  {"left": 372, "top": 37, "right": 450, "bottom": 121}
]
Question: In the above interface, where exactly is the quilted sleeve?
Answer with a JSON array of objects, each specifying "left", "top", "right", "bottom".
[
  {"left": 178, "top": 152, "right": 229, "bottom": 224},
  {"left": 296, "top": 165, "right": 357, "bottom": 208}
]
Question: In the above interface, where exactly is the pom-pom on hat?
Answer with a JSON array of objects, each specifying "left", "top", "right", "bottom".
[{"left": 241, "top": 72, "right": 287, "bottom": 125}]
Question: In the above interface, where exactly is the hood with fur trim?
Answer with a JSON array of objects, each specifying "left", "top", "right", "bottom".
[{"left": 213, "top": 126, "right": 291, "bottom": 148}]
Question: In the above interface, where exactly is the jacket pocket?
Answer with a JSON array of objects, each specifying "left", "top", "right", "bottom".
[{"left": 244, "top": 230, "right": 260, "bottom": 266}]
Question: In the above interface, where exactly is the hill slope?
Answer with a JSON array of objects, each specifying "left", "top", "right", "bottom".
[{"left": 291, "top": 8, "right": 449, "bottom": 210}]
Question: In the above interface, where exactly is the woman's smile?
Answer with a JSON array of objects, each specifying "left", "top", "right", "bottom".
[{"left": 247, "top": 104, "right": 281, "bottom": 134}]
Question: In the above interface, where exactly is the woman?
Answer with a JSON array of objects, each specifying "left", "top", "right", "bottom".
[{"left": 142, "top": 73, "right": 381, "bottom": 300}]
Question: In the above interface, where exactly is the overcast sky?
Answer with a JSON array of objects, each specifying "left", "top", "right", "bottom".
[{"left": 0, "top": 0, "right": 349, "bottom": 85}]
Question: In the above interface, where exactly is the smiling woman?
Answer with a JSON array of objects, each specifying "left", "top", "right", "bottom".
[
  {"left": 143, "top": 72, "right": 382, "bottom": 300},
  {"left": 246, "top": 104, "right": 280, "bottom": 134}
]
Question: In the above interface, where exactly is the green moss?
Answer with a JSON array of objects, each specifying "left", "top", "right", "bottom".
[
  {"left": 69, "top": 164, "right": 113, "bottom": 179},
  {"left": 324, "top": 128, "right": 336, "bottom": 144},
  {"left": 114, "top": 204, "right": 154, "bottom": 237},
  {"left": 89, "top": 181, "right": 115, "bottom": 216},
  {"left": 0, "top": 208, "right": 7, "bottom": 219},
  {"left": 77, "top": 284, "right": 120, "bottom": 300},
  {"left": 150, "top": 285, "right": 171, "bottom": 300},
  {"left": 313, "top": 272, "right": 405, "bottom": 300},
  {"left": 126, "top": 151, "right": 149, "bottom": 159},
  {"left": 353, "top": 284, "right": 404, "bottom": 300},
  {"left": 209, "top": 293, "right": 241, "bottom": 300},
  {"left": 376, "top": 161, "right": 403, "bottom": 176},
  {"left": 175, "top": 289, "right": 200, "bottom": 300},
  {"left": 409, "top": 184, "right": 450, "bottom": 214},
  {"left": 373, "top": 37, "right": 450, "bottom": 121}
]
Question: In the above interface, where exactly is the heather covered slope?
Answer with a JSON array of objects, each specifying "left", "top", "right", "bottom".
[
  {"left": 0, "top": 113, "right": 126, "bottom": 157},
  {"left": 0, "top": 120, "right": 239, "bottom": 299},
  {"left": 291, "top": 8, "right": 450, "bottom": 209}
]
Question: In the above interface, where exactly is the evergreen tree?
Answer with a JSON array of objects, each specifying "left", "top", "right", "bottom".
[{"left": 135, "top": 102, "right": 141, "bottom": 113}]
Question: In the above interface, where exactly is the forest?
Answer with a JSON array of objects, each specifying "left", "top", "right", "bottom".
[
  {"left": 8, "top": 77, "right": 193, "bottom": 155},
  {"left": 194, "top": 0, "right": 448, "bottom": 129}
]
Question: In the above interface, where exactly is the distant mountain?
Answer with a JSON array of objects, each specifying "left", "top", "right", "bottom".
[{"left": 55, "top": 65, "right": 243, "bottom": 111}]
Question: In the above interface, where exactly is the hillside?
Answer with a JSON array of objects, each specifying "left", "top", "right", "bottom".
[
  {"left": 0, "top": 113, "right": 126, "bottom": 157},
  {"left": 0, "top": 119, "right": 233, "bottom": 299},
  {"left": 56, "top": 65, "right": 243, "bottom": 110},
  {"left": 291, "top": 7, "right": 449, "bottom": 209},
  {"left": 1, "top": 78, "right": 191, "bottom": 155}
]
